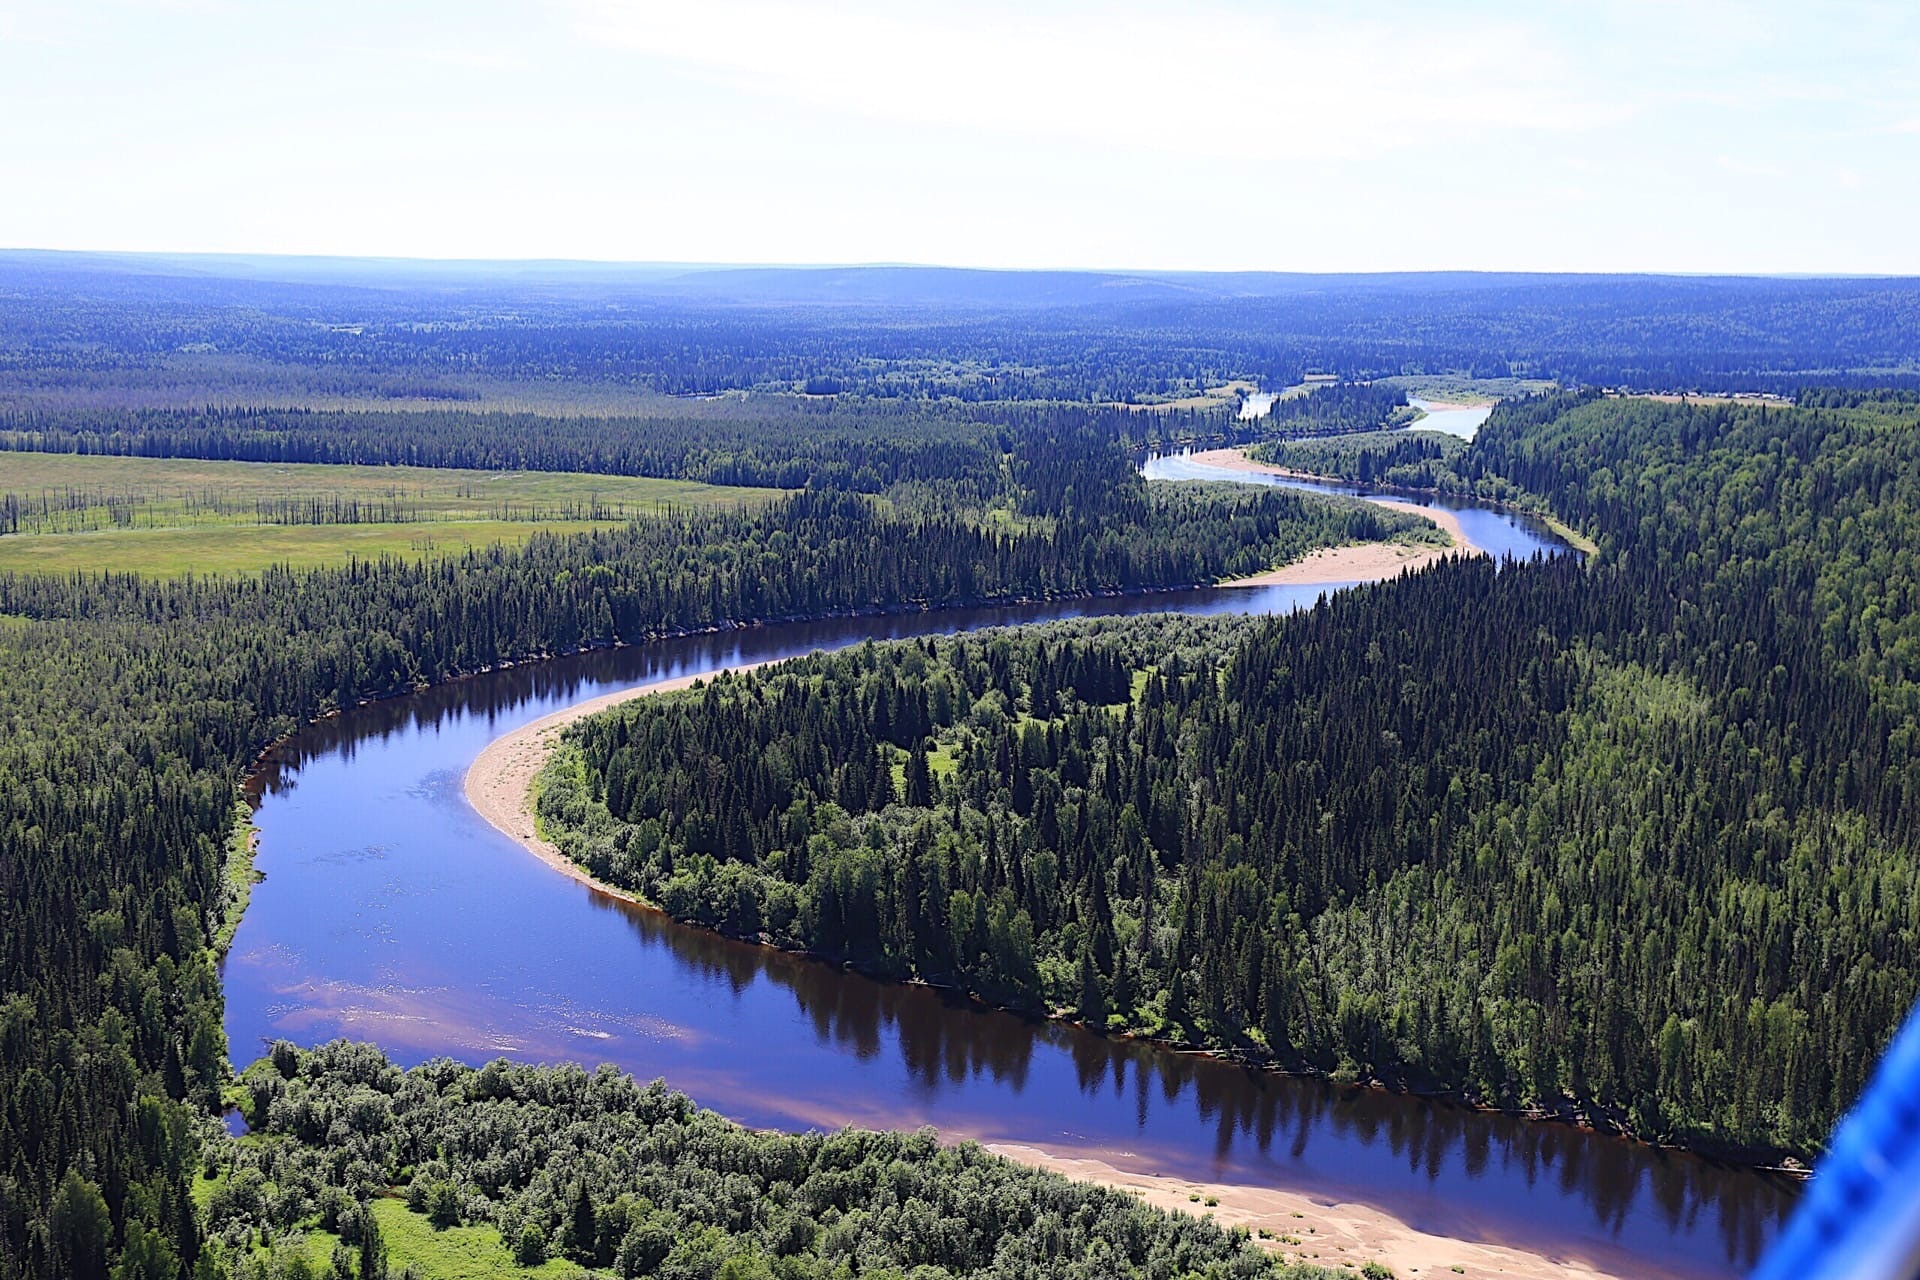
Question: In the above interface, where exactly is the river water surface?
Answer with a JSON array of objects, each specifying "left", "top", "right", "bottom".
[
  {"left": 225, "top": 469, "right": 1797, "bottom": 1278},
  {"left": 1236, "top": 391, "right": 1491, "bottom": 439}
]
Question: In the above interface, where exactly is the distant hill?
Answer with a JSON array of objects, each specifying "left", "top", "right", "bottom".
[{"left": 2, "top": 250, "right": 1916, "bottom": 396}]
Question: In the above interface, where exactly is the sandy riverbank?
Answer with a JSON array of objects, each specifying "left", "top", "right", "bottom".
[
  {"left": 989, "top": 1143, "right": 1632, "bottom": 1279},
  {"left": 463, "top": 661, "right": 783, "bottom": 907},
  {"left": 1186, "top": 448, "right": 1484, "bottom": 586}
]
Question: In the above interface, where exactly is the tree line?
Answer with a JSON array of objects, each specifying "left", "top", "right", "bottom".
[
  {"left": 540, "top": 392, "right": 1920, "bottom": 1161},
  {"left": 196, "top": 1040, "right": 1345, "bottom": 1279},
  {"left": 0, "top": 431, "right": 1392, "bottom": 1279}
]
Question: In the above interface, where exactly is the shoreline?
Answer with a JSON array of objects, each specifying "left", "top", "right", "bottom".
[
  {"left": 463, "top": 661, "right": 785, "bottom": 910},
  {"left": 986, "top": 1144, "right": 1640, "bottom": 1280},
  {"left": 464, "top": 691, "right": 1648, "bottom": 1279},
  {"left": 1188, "top": 447, "right": 1486, "bottom": 586},
  {"left": 1183, "top": 445, "right": 1603, "bottom": 561},
  {"left": 460, "top": 653, "right": 1664, "bottom": 1280}
]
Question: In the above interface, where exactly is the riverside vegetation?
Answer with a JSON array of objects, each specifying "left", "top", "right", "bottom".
[
  {"left": 4, "top": 256, "right": 1920, "bottom": 1279},
  {"left": 540, "top": 391, "right": 1920, "bottom": 1161},
  {"left": 201, "top": 1040, "right": 1344, "bottom": 1280},
  {"left": 0, "top": 419, "right": 1411, "bottom": 1280}
]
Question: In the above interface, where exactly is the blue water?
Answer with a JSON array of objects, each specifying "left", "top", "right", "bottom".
[
  {"left": 1408, "top": 398, "right": 1494, "bottom": 439},
  {"left": 1141, "top": 449, "right": 1560, "bottom": 564},
  {"left": 222, "top": 482, "right": 1793, "bottom": 1278}
]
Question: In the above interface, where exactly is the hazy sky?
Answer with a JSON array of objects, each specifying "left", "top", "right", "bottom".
[{"left": 2, "top": 0, "right": 1916, "bottom": 272}]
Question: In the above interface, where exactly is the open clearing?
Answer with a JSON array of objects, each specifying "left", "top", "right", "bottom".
[
  {"left": 0, "top": 519, "right": 631, "bottom": 575},
  {"left": 0, "top": 452, "right": 786, "bottom": 574}
]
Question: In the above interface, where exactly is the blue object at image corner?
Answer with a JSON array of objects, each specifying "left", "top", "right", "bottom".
[{"left": 1753, "top": 1004, "right": 1920, "bottom": 1279}]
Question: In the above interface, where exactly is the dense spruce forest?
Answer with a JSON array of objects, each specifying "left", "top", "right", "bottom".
[
  {"left": 541, "top": 392, "right": 1920, "bottom": 1160},
  {"left": 0, "top": 422, "right": 1401, "bottom": 1279},
  {"left": 1250, "top": 430, "right": 1467, "bottom": 489},
  {"left": 199, "top": 1041, "right": 1329, "bottom": 1280},
  {"left": 5, "top": 258, "right": 1920, "bottom": 1279},
  {"left": 1257, "top": 383, "right": 1415, "bottom": 438}
]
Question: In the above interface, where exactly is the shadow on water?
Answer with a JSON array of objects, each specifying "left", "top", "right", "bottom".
[
  {"left": 226, "top": 482, "right": 1794, "bottom": 1279},
  {"left": 587, "top": 886, "right": 1796, "bottom": 1274}
]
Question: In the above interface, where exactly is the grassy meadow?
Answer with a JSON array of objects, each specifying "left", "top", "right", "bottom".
[{"left": 0, "top": 452, "right": 786, "bottom": 575}]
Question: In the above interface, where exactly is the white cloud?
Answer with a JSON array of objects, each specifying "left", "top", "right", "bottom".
[{"left": 561, "top": 0, "right": 1625, "bottom": 161}]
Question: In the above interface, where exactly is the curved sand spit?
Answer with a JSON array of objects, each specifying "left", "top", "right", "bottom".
[
  {"left": 464, "top": 462, "right": 1630, "bottom": 1280},
  {"left": 1185, "top": 448, "right": 1483, "bottom": 586},
  {"left": 464, "top": 660, "right": 782, "bottom": 909}
]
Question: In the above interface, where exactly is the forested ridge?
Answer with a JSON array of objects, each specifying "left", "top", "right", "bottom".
[
  {"left": 541, "top": 392, "right": 1920, "bottom": 1162},
  {"left": 0, "top": 430, "right": 1396, "bottom": 1279},
  {"left": 0, "top": 390, "right": 1405, "bottom": 491},
  {"left": 7, "top": 256, "right": 1920, "bottom": 401},
  {"left": 0, "top": 401, "right": 1012, "bottom": 496}
]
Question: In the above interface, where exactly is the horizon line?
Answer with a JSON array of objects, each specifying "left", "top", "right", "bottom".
[{"left": 0, "top": 246, "right": 1911, "bottom": 282}]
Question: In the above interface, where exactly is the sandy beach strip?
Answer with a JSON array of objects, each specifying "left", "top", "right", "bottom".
[
  {"left": 1412, "top": 397, "right": 1493, "bottom": 411},
  {"left": 988, "top": 1144, "right": 1636, "bottom": 1280},
  {"left": 464, "top": 660, "right": 784, "bottom": 907},
  {"left": 1184, "top": 448, "right": 1484, "bottom": 587}
]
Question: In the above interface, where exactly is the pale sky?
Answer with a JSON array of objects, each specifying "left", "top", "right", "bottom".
[{"left": 2, "top": 0, "right": 1916, "bottom": 273}]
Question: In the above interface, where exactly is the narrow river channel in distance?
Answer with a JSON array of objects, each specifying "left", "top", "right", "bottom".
[{"left": 224, "top": 464, "right": 1799, "bottom": 1278}]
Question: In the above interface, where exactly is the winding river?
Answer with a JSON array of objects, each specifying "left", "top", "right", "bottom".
[
  {"left": 1237, "top": 392, "right": 1493, "bottom": 439},
  {"left": 224, "top": 462, "right": 1798, "bottom": 1277}
]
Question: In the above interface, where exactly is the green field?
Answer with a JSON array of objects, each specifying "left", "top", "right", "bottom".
[
  {"left": 0, "top": 452, "right": 786, "bottom": 575},
  {"left": 357, "top": 1199, "right": 587, "bottom": 1280},
  {"left": 190, "top": 1184, "right": 588, "bottom": 1280},
  {"left": 0, "top": 518, "right": 631, "bottom": 575}
]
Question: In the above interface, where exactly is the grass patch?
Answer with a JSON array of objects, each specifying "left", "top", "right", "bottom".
[
  {"left": 926, "top": 741, "right": 961, "bottom": 779},
  {"left": 0, "top": 518, "right": 619, "bottom": 576},
  {"left": 1110, "top": 379, "right": 1257, "bottom": 412},
  {"left": 190, "top": 1168, "right": 228, "bottom": 1215},
  {"left": 1375, "top": 374, "right": 1555, "bottom": 404},
  {"left": 370, "top": 1198, "right": 588, "bottom": 1279},
  {"left": 0, "top": 452, "right": 783, "bottom": 531},
  {"left": 213, "top": 800, "right": 261, "bottom": 957},
  {"left": 0, "top": 451, "right": 788, "bottom": 574},
  {"left": 1539, "top": 513, "right": 1600, "bottom": 557}
]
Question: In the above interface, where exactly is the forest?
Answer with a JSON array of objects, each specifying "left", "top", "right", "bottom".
[
  {"left": 0, "top": 422, "right": 1410, "bottom": 1279},
  {"left": 540, "top": 392, "right": 1920, "bottom": 1161},
  {"left": 3, "top": 258, "right": 1919, "bottom": 1278},
  {"left": 189, "top": 1041, "right": 1343, "bottom": 1280},
  {"left": 1249, "top": 430, "right": 1466, "bottom": 489}
]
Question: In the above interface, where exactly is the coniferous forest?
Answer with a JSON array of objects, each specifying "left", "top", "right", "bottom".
[
  {"left": 542, "top": 392, "right": 1920, "bottom": 1158},
  {"left": 0, "top": 409, "right": 1403, "bottom": 1279},
  {"left": 2, "top": 261, "right": 1920, "bottom": 1278}
]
